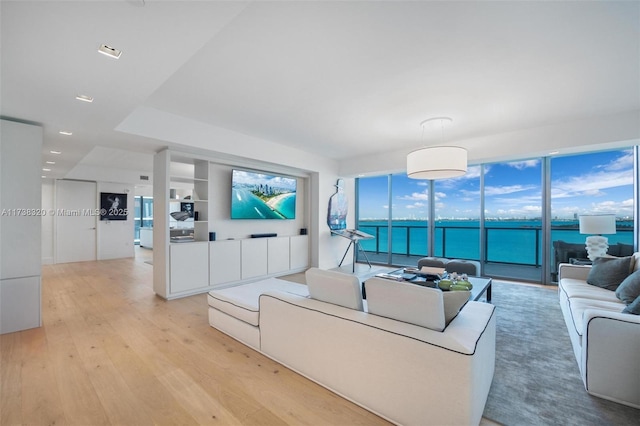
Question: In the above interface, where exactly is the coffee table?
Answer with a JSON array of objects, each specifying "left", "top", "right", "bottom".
[{"left": 365, "top": 269, "right": 492, "bottom": 303}]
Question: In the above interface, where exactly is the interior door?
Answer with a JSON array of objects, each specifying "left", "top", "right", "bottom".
[{"left": 55, "top": 180, "right": 97, "bottom": 263}]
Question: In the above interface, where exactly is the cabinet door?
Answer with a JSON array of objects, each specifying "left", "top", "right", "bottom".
[
  {"left": 290, "top": 235, "right": 309, "bottom": 270},
  {"left": 241, "top": 239, "right": 268, "bottom": 279},
  {"left": 170, "top": 242, "right": 209, "bottom": 294},
  {"left": 210, "top": 240, "right": 241, "bottom": 285},
  {"left": 268, "top": 237, "right": 290, "bottom": 274},
  {"left": 0, "top": 276, "right": 41, "bottom": 333}
]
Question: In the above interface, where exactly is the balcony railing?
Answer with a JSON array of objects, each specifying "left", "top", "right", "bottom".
[{"left": 356, "top": 223, "right": 633, "bottom": 267}]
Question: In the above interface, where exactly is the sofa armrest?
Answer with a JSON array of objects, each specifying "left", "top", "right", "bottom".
[
  {"left": 581, "top": 308, "right": 640, "bottom": 408},
  {"left": 558, "top": 263, "right": 591, "bottom": 281}
]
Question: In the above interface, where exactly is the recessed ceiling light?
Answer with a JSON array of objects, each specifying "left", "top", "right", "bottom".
[
  {"left": 59, "top": 131, "right": 72, "bottom": 136},
  {"left": 42, "top": 168, "right": 51, "bottom": 172},
  {"left": 42, "top": 175, "right": 47, "bottom": 179},
  {"left": 46, "top": 161, "right": 56, "bottom": 164},
  {"left": 549, "top": 151, "right": 559, "bottom": 155},
  {"left": 75, "top": 94, "right": 94, "bottom": 103},
  {"left": 98, "top": 44, "right": 122, "bottom": 59},
  {"left": 50, "top": 150, "right": 62, "bottom": 155}
]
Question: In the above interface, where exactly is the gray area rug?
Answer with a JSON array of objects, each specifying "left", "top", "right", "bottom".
[{"left": 483, "top": 281, "right": 639, "bottom": 425}]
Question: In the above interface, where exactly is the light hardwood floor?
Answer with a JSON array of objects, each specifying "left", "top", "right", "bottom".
[{"left": 1, "top": 249, "right": 391, "bottom": 426}]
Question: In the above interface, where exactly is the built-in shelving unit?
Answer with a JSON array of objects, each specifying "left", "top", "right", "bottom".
[{"left": 153, "top": 149, "right": 309, "bottom": 300}]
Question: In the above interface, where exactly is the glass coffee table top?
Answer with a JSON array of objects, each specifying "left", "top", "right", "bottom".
[{"left": 372, "top": 268, "right": 492, "bottom": 303}]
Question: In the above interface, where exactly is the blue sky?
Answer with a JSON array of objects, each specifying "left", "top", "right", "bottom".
[{"left": 358, "top": 149, "right": 634, "bottom": 220}]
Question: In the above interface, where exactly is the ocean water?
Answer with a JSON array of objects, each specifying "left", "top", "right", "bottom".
[{"left": 357, "top": 219, "right": 634, "bottom": 265}]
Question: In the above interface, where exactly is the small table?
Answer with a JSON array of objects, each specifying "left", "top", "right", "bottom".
[
  {"left": 569, "top": 258, "right": 592, "bottom": 266},
  {"left": 364, "top": 269, "right": 492, "bottom": 303}
]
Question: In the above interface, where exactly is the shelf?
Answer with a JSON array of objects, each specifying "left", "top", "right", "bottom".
[{"left": 170, "top": 175, "right": 208, "bottom": 184}]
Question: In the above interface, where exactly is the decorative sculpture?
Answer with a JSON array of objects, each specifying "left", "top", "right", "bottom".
[{"left": 327, "top": 179, "right": 347, "bottom": 231}]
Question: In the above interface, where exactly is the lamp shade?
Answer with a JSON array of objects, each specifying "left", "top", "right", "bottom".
[
  {"left": 578, "top": 214, "right": 616, "bottom": 235},
  {"left": 407, "top": 146, "right": 467, "bottom": 179}
]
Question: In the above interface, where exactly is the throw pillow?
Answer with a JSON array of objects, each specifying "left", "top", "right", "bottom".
[
  {"left": 586, "top": 256, "right": 632, "bottom": 291},
  {"left": 615, "top": 269, "right": 640, "bottom": 304},
  {"left": 365, "top": 277, "right": 445, "bottom": 331},
  {"left": 622, "top": 294, "right": 640, "bottom": 315},
  {"left": 442, "top": 290, "right": 471, "bottom": 325},
  {"left": 305, "top": 267, "right": 364, "bottom": 311}
]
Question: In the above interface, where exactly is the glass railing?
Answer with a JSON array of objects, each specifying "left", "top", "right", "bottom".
[{"left": 356, "top": 222, "right": 634, "bottom": 267}]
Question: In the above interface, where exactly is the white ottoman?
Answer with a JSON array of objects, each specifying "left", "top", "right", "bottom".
[{"left": 207, "top": 277, "right": 309, "bottom": 349}]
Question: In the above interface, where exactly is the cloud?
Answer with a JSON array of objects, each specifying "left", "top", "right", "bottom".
[
  {"left": 484, "top": 184, "right": 536, "bottom": 196},
  {"left": 508, "top": 159, "right": 540, "bottom": 170},
  {"left": 603, "top": 150, "right": 634, "bottom": 171},
  {"left": 398, "top": 191, "right": 428, "bottom": 201},
  {"left": 552, "top": 169, "right": 632, "bottom": 199},
  {"left": 406, "top": 202, "right": 426, "bottom": 209}
]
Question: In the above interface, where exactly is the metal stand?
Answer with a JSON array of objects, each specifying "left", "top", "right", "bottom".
[
  {"left": 332, "top": 229, "right": 374, "bottom": 273},
  {"left": 338, "top": 239, "right": 372, "bottom": 273}
]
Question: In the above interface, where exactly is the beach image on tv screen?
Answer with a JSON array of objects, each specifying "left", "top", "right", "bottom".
[{"left": 231, "top": 169, "right": 296, "bottom": 219}]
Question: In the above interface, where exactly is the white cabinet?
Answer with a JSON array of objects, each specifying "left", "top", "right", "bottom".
[
  {"left": 210, "top": 240, "right": 241, "bottom": 285},
  {"left": 153, "top": 149, "right": 310, "bottom": 299},
  {"left": 154, "top": 150, "right": 213, "bottom": 299},
  {"left": 1, "top": 120, "right": 42, "bottom": 334},
  {"left": 140, "top": 228, "right": 153, "bottom": 248},
  {"left": 170, "top": 242, "right": 209, "bottom": 295},
  {"left": 268, "top": 237, "right": 290, "bottom": 274},
  {"left": 241, "top": 238, "right": 268, "bottom": 279},
  {"left": 290, "top": 235, "right": 310, "bottom": 270}
]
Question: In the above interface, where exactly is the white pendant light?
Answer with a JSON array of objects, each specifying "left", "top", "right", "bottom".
[{"left": 407, "top": 117, "right": 467, "bottom": 180}]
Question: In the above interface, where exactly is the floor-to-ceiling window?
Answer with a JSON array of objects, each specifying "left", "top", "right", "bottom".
[
  {"left": 390, "top": 173, "right": 429, "bottom": 265},
  {"left": 433, "top": 165, "right": 481, "bottom": 261},
  {"left": 550, "top": 149, "right": 635, "bottom": 280},
  {"left": 483, "top": 159, "right": 543, "bottom": 281},
  {"left": 356, "top": 175, "right": 390, "bottom": 263},
  {"left": 355, "top": 146, "right": 638, "bottom": 284},
  {"left": 134, "top": 196, "right": 154, "bottom": 244}
]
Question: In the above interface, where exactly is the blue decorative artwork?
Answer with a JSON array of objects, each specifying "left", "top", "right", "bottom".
[{"left": 327, "top": 179, "right": 347, "bottom": 231}]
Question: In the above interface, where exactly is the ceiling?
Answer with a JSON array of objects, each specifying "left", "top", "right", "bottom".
[{"left": 1, "top": 1, "right": 639, "bottom": 182}]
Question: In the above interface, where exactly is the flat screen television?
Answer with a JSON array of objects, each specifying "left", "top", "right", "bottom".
[{"left": 231, "top": 169, "right": 296, "bottom": 219}]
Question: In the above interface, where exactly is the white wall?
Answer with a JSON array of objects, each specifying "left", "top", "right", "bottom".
[
  {"left": 97, "top": 182, "right": 135, "bottom": 260},
  {"left": 41, "top": 180, "right": 135, "bottom": 263},
  {"left": 119, "top": 107, "right": 359, "bottom": 269},
  {"left": 41, "top": 179, "right": 55, "bottom": 264},
  {"left": 207, "top": 163, "right": 308, "bottom": 240}
]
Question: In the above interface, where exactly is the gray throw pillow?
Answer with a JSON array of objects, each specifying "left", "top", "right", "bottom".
[
  {"left": 615, "top": 269, "right": 640, "bottom": 304},
  {"left": 622, "top": 294, "right": 640, "bottom": 315},
  {"left": 586, "top": 256, "right": 632, "bottom": 291}
]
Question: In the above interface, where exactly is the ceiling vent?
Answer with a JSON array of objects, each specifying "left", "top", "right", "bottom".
[
  {"left": 140, "top": 175, "right": 149, "bottom": 181},
  {"left": 98, "top": 44, "right": 122, "bottom": 59}
]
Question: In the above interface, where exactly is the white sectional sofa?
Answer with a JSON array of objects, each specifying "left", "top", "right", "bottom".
[
  {"left": 208, "top": 268, "right": 496, "bottom": 425},
  {"left": 558, "top": 253, "right": 640, "bottom": 409}
]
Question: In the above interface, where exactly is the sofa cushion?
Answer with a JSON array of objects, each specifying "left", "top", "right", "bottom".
[
  {"left": 443, "top": 290, "right": 471, "bottom": 325},
  {"left": 586, "top": 256, "right": 632, "bottom": 291},
  {"left": 567, "top": 297, "right": 627, "bottom": 337},
  {"left": 622, "top": 295, "right": 640, "bottom": 315},
  {"left": 615, "top": 269, "right": 640, "bottom": 305},
  {"left": 365, "top": 277, "right": 445, "bottom": 331},
  {"left": 559, "top": 278, "right": 620, "bottom": 303},
  {"left": 305, "top": 267, "right": 364, "bottom": 311},
  {"left": 207, "top": 277, "right": 309, "bottom": 326}
]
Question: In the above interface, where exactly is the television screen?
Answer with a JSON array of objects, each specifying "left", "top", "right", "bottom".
[{"left": 231, "top": 169, "right": 296, "bottom": 219}]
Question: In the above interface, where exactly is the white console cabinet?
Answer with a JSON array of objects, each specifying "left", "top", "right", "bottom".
[
  {"left": 268, "top": 237, "right": 291, "bottom": 274},
  {"left": 169, "top": 242, "right": 209, "bottom": 295},
  {"left": 210, "top": 240, "right": 241, "bottom": 286}
]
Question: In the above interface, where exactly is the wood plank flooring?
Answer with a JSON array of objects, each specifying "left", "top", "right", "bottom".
[{"left": 1, "top": 249, "right": 391, "bottom": 425}]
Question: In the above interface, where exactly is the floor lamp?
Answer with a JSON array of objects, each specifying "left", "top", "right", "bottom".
[{"left": 578, "top": 214, "right": 616, "bottom": 261}]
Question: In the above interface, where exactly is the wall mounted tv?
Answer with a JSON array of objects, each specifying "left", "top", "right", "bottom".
[{"left": 231, "top": 169, "right": 296, "bottom": 219}]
